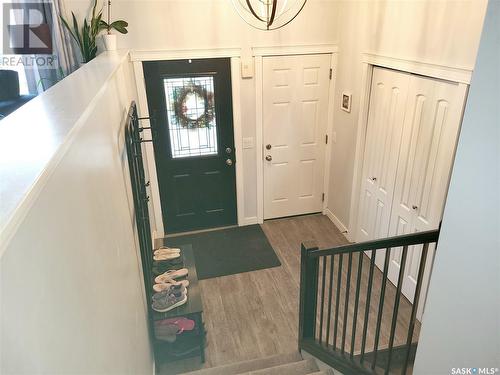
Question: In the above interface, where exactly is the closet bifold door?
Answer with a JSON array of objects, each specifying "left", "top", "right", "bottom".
[
  {"left": 387, "top": 75, "right": 467, "bottom": 319},
  {"left": 355, "top": 67, "right": 410, "bottom": 257}
]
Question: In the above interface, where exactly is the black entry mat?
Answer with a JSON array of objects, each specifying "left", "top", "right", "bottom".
[{"left": 164, "top": 225, "right": 281, "bottom": 280}]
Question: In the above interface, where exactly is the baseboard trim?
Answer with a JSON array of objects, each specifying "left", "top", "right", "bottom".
[
  {"left": 240, "top": 216, "right": 259, "bottom": 226},
  {"left": 324, "top": 208, "right": 350, "bottom": 241}
]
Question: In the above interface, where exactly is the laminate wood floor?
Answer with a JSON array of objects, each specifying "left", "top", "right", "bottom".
[{"left": 158, "top": 214, "right": 419, "bottom": 374}]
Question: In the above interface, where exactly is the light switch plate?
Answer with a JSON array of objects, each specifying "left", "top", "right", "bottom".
[
  {"left": 241, "top": 58, "right": 254, "bottom": 78},
  {"left": 242, "top": 137, "right": 254, "bottom": 149}
]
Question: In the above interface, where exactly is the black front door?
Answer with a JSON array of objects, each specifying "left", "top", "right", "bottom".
[{"left": 143, "top": 58, "right": 237, "bottom": 234}]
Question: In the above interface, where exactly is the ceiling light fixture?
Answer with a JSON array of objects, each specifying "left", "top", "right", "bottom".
[{"left": 231, "top": 0, "right": 308, "bottom": 30}]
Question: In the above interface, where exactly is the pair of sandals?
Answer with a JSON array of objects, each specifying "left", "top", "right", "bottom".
[
  {"left": 153, "top": 268, "right": 189, "bottom": 292},
  {"left": 153, "top": 246, "right": 181, "bottom": 261}
]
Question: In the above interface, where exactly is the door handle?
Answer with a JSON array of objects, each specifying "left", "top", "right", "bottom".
[
  {"left": 226, "top": 159, "right": 233, "bottom": 166},
  {"left": 371, "top": 177, "right": 377, "bottom": 181},
  {"left": 412, "top": 205, "right": 418, "bottom": 210},
  {"left": 265, "top": 155, "right": 272, "bottom": 161}
]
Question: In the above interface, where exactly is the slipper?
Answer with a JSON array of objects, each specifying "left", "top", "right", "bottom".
[
  {"left": 153, "top": 253, "right": 181, "bottom": 261},
  {"left": 155, "top": 246, "right": 181, "bottom": 252},
  {"left": 153, "top": 279, "right": 189, "bottom": 293},
  {"left": 154, "top": 248, "right": 180, "bottom": 256},
  {"left": 154, "top": 268, "right": 188, "bottom": 284},
  {"left": 155, "top": 317, "right": 195, "bottom": 334}
]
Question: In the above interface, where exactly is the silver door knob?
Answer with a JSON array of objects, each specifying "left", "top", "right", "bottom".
[
  {"left": 266, "top": 144, "right": 272, "bottom": 150},
  {"left": 226, "top": 159, "right": 233, "bottom": 166},
  {"left": 265, "top": 155, "right": 272, "bottom": 161}
]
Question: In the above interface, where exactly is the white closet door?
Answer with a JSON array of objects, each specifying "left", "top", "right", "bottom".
[
  {"left": 356, "top": 67, "right": 410, "bottom": 246},
  {"left": 387, "top": 75, "right": 467, "bottom": 317},
  {"left": 263, "top": 54, "right": 331, "bottom": 219}
]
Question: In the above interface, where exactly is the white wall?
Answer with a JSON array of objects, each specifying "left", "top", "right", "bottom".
[
  {"left": 63, "top": 0, "right": 487, "bottom": 235},
  {"left": 413, "top": 1, "right": 500, "bottom": 372},
  {"left": 64, "top": 0, "right": 340, "bottom": 230},
  {"left": 0, "top": 55, "right": 154, "bottom": 374},
  {"left": 326, "top": 0, "right": 487, "bottom": 234}
]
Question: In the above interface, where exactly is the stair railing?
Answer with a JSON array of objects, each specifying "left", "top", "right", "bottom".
[{"left": 298, "top": 229, "right": 440, "bottom": 375}]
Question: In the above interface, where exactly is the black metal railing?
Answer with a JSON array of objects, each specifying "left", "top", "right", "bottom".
[{"left": 298, "top": 230, "right": 440, "bottom": 375}]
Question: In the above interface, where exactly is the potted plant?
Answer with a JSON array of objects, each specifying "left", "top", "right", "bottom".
[
  {"left": 60, "top": 0, "right": 128, "bottom": 62},
  {"left": 60, "top": 0, "right": 102, "bottom": 63},
  {"left": 99, "top": 0, "right": 128, "bottom": 51}
]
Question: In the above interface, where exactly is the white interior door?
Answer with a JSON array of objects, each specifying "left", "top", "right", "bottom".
[
  {"left": 355, "top": 67, "right": 410, "bottom": 247},
  {"left": 263, "top": 54, "right": 331, "bottom": 219},
  {"left": 387, "top": 75, "right": 467, "bottom": 318}
]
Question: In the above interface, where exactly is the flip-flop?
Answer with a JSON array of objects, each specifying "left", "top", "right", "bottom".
[
  {"left": 154, "top": 248, "right": 181, "bottom": 256},
  {"left": 153, "top": 253, "right": 181, "bottom": 261},
  {"left": 154, "top": 268, "right": 188, "bottom": 284},
  {"left": 155, "top": 246, "right": 181, "bottom": 252},
  {"left": 153, "top": 279, "right": 189, "bottom": 293},
  {"left": 155, "top": 317, "right": 195, "bottom": 334}
]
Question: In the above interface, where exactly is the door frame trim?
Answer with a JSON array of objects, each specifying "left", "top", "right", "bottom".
[
  {"left": 131, "top": 48, "right": 245, "bottom": 236},
  {"left": 346, "top": 52, "right": 472, "bottom": 242},
  {"left": 254, "top": 44, "right": 339, "bottom": 223}
]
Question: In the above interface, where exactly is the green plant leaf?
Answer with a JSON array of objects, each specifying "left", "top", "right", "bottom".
[
  {"left": 109, "top": 20, "right": 128, "bottom": 34},
  {"left": 71, "top": 12, "right": 83, "bottom": 50}
]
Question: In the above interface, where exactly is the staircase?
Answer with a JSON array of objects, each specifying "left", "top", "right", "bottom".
[
  {"left": 299, "top": 230, "right": 440, "bottom": 374},
  {"left": 183, "top": 352, "right": 334, "bottom": 375}
]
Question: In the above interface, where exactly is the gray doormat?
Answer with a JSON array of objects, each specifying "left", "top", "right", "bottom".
[{"left": 164, "top": 225, "right": 281, "bottom": 280}]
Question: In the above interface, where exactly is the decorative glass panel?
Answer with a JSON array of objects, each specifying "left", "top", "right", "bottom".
[{"left": 163, "top": 76, "right": 218, "bottom": 158}]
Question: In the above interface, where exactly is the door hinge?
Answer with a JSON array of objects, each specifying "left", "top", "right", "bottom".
[
  {"left": 325, "top": 134, "right": 328, "bottom": 144},
  {"left": 329, "top": 68, "right": 333, "bottom": 80},
  {"left": 322, "top": 193, "right": 325, "bottom": 202}
]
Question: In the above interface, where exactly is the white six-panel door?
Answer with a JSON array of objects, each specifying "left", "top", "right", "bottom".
[
  {"left": 356, "top": 67, "right": 410, "bottom": 246},
  {"left": 263, "top": 54, "right": 331, "bottom": 219},
  {"left": 387, "top": 75, "right": 467, "bottom": 318},
  {"left": 357, "top": 66, "right": 466, "bottom": 320}
]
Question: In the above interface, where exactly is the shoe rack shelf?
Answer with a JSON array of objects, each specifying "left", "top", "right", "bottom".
[
  {"left": 125, "top": 102, "right": 206, "bottom": 364},
  {"left": 152, "top": 244, "right": 206, "bottom": 363}
]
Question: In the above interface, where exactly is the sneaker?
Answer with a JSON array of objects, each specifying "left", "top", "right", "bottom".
[
  {"left": 152, "top": 284, "right": 186, "bottom": 301},
  {"left": 153, "top": 279, "right": 189, "bottom": 293},
  {"left": 152, "top": 291, "right": 188, "bottom": 313}
]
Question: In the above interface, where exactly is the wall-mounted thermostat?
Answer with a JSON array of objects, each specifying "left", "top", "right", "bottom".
[{"left": 341, "top": 92, "right": 352, "bottom": 113}]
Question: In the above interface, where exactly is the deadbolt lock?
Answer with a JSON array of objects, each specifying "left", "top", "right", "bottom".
[{"left": 266, "top": 144, "right": 272, "bottom": 150}]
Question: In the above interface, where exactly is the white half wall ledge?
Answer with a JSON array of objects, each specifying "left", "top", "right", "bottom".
[
  {"left": 129, "top": 48, "right": 242, "bottom": 62},
  {"left": 0, "top": 49, "right": 130, "bottom": 254},
  {"left": 362, "top": 53, "right": 473, "bottom": 84}
]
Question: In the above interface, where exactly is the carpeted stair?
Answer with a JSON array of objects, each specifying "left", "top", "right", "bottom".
[{"left": 183, "top": 352, "right": 335, "bottom": 375}]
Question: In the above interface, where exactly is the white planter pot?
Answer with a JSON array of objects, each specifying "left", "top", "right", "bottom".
[{"left": 103, "top": 34, "right": 117, "bottom": 51}]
